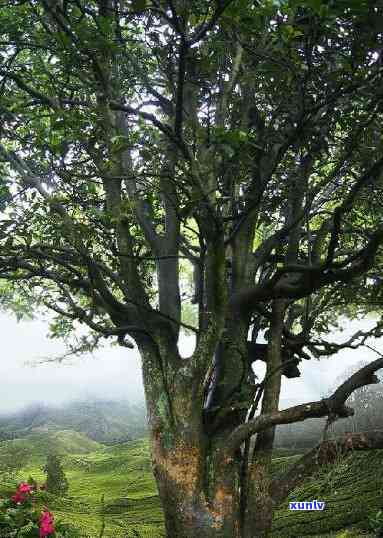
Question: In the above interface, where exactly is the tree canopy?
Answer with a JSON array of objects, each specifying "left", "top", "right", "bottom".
[{"left": 0, "top": 1, "right": 382, "bottom": 345}]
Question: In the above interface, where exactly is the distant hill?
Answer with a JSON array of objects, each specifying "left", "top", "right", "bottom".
[
  {"left": 0, "top": 430, "right": 102, "bottom": 460},
  {"left": 0, "top": 399, "right": 147, "bottom": 445}
]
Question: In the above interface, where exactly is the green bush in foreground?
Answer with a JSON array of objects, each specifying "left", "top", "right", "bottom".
[
  {"left": 0, "top": 480, "right": 80, "bottom": 537},
  {"left": 369, "top": 509, "right": 383, "bottom": 537}
]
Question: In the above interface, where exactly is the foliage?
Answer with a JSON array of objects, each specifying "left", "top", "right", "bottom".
[
  {"left": 369, "top": 509, "right": 383, "bottom": 538},
  {"left": 43, "top": 456, "right": 68, "bottom": 497},
  {"left": 0, "top": 281, "right": 34, "bottom": 322},
  {"left": 0, "top": 445, "right": 29, "bottom": 480},
  {"left": 0, "top": 480, "right": 80, "bottom": 537},
  {"left": 0, "top": 0, "right": 381, "bottom": 352}
]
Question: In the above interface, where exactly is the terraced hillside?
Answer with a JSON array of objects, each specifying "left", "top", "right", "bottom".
[
  {"left": 0, "top": 433, "right": 164, "bottom": 537},
  {"left": 0, "top": 431, "right": 382, "bottom": 537},
  {"left": 272, "top": 451, "right": 383, "bottom": 537}
]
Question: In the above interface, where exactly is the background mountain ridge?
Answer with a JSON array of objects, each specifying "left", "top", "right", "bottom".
[{"left": 0, "top": 399, "right": 147, "bottom": 445}]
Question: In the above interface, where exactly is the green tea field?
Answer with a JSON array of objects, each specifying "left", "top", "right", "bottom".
[{"left": 0, "top": 433, "right": 163, "bottom": 537}]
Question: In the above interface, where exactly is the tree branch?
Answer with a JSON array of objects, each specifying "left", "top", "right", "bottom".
[
  {"left": 188, "top": 0, "right": 236, "bottom": 45},
  {"left": 174, "top": 37, "right": 188, "bottom": 139},
  {"left": 325, "top": 156, "right": 383, "bottom": 267},
  {"left": 271, "top": 430, "right": 383, "bottom": 507},
  {"left": 230, "top": 225, "right": 383, "bottom": 319},
  {"left": 224, "top": 356, "right": 383, "bottom": 456}
]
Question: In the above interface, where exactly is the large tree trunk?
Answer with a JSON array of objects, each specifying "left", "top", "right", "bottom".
[
  {"left": 150, "top": 431, "right": 240, "bottom": 538},
  {"left": 139, "top": 335, "right": 245, "bottom": 538},
  {"left": 138, "top": 335, "right": 285, "bottom": 538}
]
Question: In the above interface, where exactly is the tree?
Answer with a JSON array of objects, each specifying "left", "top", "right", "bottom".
[
  {"left": 43, "top": 454, "right": 69, "bottom": 497},
  {"left": 1, "top": 1, "right": 383, "bottom": 536}
]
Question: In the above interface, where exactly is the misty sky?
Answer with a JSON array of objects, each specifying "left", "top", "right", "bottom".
[{"left": 0, "top": 312, "right": 381, "bottom": 413}]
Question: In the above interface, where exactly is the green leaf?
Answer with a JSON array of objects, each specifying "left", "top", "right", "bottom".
[{"left": 131, "top": 0, "right": 147, "bottom": 11}]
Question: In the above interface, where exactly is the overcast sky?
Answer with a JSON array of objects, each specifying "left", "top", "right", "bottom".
[{"left": 0, "top": 312, "right": 381, "bottom": 413}]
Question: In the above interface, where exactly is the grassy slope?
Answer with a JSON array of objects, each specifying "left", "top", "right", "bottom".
[
  {"left": 0, "top": 430, "right": 102, "bottom": 458},
  {"left": 1, "top": 434, "right": 164, "bottom": 538},
  {"left": 1, "top": 431, "right": 382, "bottom": 537},
  {"left": 271, "top": 451, "right": 383, "bottom": 537}
]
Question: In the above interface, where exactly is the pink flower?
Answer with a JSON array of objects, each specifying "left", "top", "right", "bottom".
[
  {"left": 18, "top": 482, "right": 34, "bottom": 494},
  {"left": 11, "top": 491, "right": 25, "bottom": 504},
  {"left": 10, "top": 482, "right": 34, "bottom": 504},
  {"left": 39, "top": 510, "right": 55, "bottom": 537}
]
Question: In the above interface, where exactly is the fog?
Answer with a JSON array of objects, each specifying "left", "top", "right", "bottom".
[
  {"left": 0, "top": 313, "right": 145, "bottom": 412},
  {"left": 0, "top": 312, "right": 381, "bottom": 413}
]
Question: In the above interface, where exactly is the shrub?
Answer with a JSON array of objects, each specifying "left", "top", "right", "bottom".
[
  {"left": 43, "top": 455, "right": 68, "bottom": 497},
  {"left": 369, "top": 509, "right": 383, "bottom": 537},
  {"left": 0, "top": 479, "right": 81, "bottom": 537}
]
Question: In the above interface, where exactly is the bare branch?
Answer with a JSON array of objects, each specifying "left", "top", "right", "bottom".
[
  {"left": 308, "top": 321, "right": 383, "bottom": 357},
  {"left": 271, "top": 430, "right": 383, "bottom": 506},
  {"left": 224, "top": 357, "right": 383, "bottom": 456}
]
